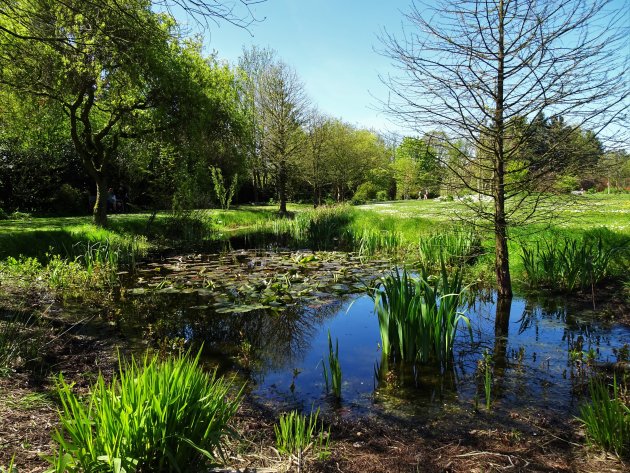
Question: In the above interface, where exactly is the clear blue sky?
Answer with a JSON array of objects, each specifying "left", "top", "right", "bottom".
[
  {"left": 192, "top": 0, "right": 411, "bottom": 133},
  {"left": 178, "top": 0, "right": 629, "bottom": 137}
]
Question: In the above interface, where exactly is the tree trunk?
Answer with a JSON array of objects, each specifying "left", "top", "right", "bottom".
[
  {"left": 278, "top": 161, "right": 287, "bottom": 214},
  {"left": 493, "top": 0, "right": 512, "bottom": 299},
  {"left": 93, "top": 175, "right": 108, "bottom": 227}
]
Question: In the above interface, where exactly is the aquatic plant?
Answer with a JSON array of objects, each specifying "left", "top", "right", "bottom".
[
  {"left": 274, "top": 409, "right": 330, "bottom": 463},
  {"left": 322, "top": 331, "right": 342, "bottom": 399},
  {"left": 356, "top": 228, "right": 403, "bottom": 257},
  {"left": 372, "top": 266, "right": 472, "bottom": 371},
  {"left": 577, "top": 376, "right": 630, "bottom": 457},
  {"left": 521, "top": 234, "right": 627, "bottom": 292},
  {"left": 483, "top": 349, "right": 493, "bottom": 410},
  {"left": 49, "top": 350, "right": 242, "bottom": 472},
  {"left": 417, "top": 229, "right": 481, "bottom": 270}
]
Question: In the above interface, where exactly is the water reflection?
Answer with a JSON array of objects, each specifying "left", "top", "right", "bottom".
[{"left": 119, "top": 252, "right": 630, "bottom": 421}]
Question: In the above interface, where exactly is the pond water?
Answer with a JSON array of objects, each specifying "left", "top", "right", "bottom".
[{"left": 118, "top": 249, "right": 629, "bottom": 422}]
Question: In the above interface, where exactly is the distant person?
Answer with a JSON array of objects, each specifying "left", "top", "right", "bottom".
[{"left": 423, "top": 189, "right": 429, "bottom": 200}]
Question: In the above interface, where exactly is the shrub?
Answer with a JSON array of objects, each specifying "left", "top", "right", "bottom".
[
  {"left": 53, "top": 184, "right": 85, "bottom": 216},
  {"left": 49, "top": 350, "right": 242, "bottom": 472},
  {"left": 376, "top": 190, "right": 388, "bottom": 201},
  {"left": 555, "top": 175, "right": 580, "bottom": 193},
  {"left": 577, "top": 376, "right": 629, "bottom": 457},
  {"left": 352, "top": 182, "right": 379, "bottom": 204},
  {"left": 0, "top": 208, "right": 8, "bottom": 220},
  {"left": 9, "top": 211, "right": 31, "bottom": 220}
]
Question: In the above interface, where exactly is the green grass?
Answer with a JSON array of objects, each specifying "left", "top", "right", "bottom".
[
  {"left": 577, "top": 376, "right": 630, "bottom": 458},
  {"left": 274, "top": 409, "right": 330, "bottom": 462},
  {"left": 49, "top": 349, "right": 242, "bottom": 472},
  {"left": 1, "top": 194, "right": 628, "bottom": 294}
]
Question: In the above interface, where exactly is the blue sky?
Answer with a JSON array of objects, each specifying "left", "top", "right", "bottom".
[
  {"left": 191, "top": 0, "right": 411, "bottom": 133},
  {"left": 178, "top": 0, "right": 629, "bottom": 137}
]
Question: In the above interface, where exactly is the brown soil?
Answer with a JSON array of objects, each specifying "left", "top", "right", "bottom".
[{"left": 0, "top": 289, "right": 627, "bottom": 473}]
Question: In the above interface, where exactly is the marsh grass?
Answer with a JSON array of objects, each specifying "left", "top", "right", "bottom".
[
  {"left": 417, "top": 229, "right": 482, "bottom": 270},
  {"left": 578, "top": 376, "right": 630, "bottom": 457},
  {"left": 322, "top": 331, "right": 342, "bottom": 399},
  {"left": 49, "top": 350, "right": 242, "bottom": 472},
  {"left": 274, "top": 409, "right": 330, "bottom": 463},
  {"left": 372, "top": 266, "right": 472, "bottom": 371},
  {"left": 521, "top": 233, "right": 628, "bottom": 292}
]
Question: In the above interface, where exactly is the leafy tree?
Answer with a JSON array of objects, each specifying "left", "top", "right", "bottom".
[
  {"left": 382, "top": 0, "right": 628, "bottom": 297},
  {"left": 256, "top": 56, "right": 310, "bottom": 214},
  {"left": 0, "top": 1, "right": 247, "bottom": 225}
]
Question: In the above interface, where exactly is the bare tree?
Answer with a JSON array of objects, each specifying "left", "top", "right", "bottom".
[{"left": 382, "top": 0, "right": 629, "bottom": 298}]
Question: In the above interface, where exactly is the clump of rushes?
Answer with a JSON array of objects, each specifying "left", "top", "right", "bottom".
[
  {"left": 372, "top": 265, "right": 472, "bottom": 371},
  {"left": 322, "top": 330, "right": 342, "bottom": 399},
  {"left": 577, "top": 376, "right": 630, "bottom": 458},
  {"left": 417, "top": 229, "right": 481, "bottom": 270},
  {"left": 521, "top": 235, "right": 626, "bottom": 292},
  {"left": 274, "top": 409, "right": 330, "bottom": 466},
  {"left": 49, "top": 350, "right": 242, "bottom": 472}
]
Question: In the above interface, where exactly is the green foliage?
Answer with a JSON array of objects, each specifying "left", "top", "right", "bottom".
[
  {"left": 356, "top": 229, "right": 403, "bottom": 257},
  {"left": 322, "top": 331, "right": 342, "bottom": 399},
  {"left": 210, "top": 167, "right": 238, "bottom": 210},
  {"left": 577, "top": 376, "right": 629, "bottom": 457},
  {"left": 49, "top": 350, "right": 242, "bottom": 472},
  {"left": 372, "top": 266, "right": 472, "bottom": 370},
  {"left": 0, "top": 208, "right": 8, "bottom": 220},
  {"left": 274, "top": 409, "right": 330, "bottom": 461},
  {"left": 520, "top": 233, "right": 628, "bottom": 291},
  {"left": 556, "top": 175, "right": 580, "bottom": 193},
  {"left": 352, "top": 182, "right": 379, "bottom": 204},
  {"left": 417, "top": 229, "right": 482, "bottom": 270},
  {"left": 53, "top": 184, "right": 85, "bottom": 216}
]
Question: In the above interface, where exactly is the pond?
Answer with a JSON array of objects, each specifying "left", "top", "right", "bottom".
[{"left": 118, "top": 248, "right": 630, "bottom": 423}]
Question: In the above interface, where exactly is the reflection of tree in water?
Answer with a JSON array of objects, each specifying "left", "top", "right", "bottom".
[{"left": 120, "top": 291, "right": 344, "bottom": 374}]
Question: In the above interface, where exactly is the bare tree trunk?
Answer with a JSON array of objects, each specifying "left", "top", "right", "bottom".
[{"left": 493, "top": 0, "right": 512, "bottom": 298}]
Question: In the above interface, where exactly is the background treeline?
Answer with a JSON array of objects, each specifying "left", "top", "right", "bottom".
[{"left": 0, "top": 1, "right": 628, "bottom": 219}]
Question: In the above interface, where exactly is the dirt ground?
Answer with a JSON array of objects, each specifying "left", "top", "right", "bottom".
[{"left": 0, "top": 289, "right": 628, "bottom": 473}]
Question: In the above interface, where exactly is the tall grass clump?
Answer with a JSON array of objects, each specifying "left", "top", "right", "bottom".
[
  {"left": 372, "top": 266, "right": 471, "bottom": 371},
  {"left": 417, "top": 229, "right": 481, "bottom": 270},
  {"left": 49, "top": 350, "right": 242, "bottom": 472},
  {"left": 322, "top": 331, "right": 342, "bottom": 399},
  {"left": 355, "top": 228, "right": 403, "bottom": 257},
  {"left": 521, "top": 234, "right": 627, "bottom": 292},
  {"left": 274, "top": 409, "right": 330, "bottom": 464},
  {"left": 577, "top": 376, "right": 629, "bottom": 457}
]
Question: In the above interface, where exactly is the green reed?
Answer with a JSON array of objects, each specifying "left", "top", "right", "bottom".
[
  {"left": 49, "top": 349, "right": 242, "bottom": 472},
  {"left": 372, "top": 266, "right": 472, "bottom": 371},
  {"left": 322, "top": 330, "right": 342, "bottom": 399},
  {"left": 417, "top": 229, "right": 481, "bottom": 270},
  {"left": 521, "top": 235, "right": 624, "bottom": 292},
  {"left": 577, "top": 376, "right": 629, "bottom": 457},
  {"left": 274, "top": 409, "right": 330, "bottom": 462}
]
